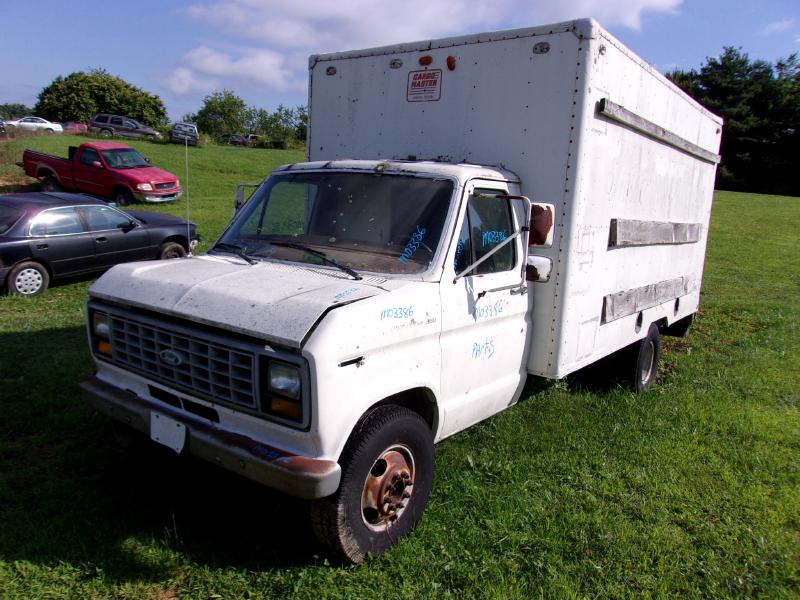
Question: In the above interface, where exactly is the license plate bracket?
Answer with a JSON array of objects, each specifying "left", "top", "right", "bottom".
[{"left": 150, "top": 412, "right": 187, "bottom": 453}]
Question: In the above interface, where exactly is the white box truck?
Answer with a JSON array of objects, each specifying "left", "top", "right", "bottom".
[{"left": 81, "top": 18, "right": 722, "bottom": 562}]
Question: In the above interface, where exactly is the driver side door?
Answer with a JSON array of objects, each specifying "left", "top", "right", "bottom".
[{"left": 438, "top": 181, "right": 532, "bottom": 438}]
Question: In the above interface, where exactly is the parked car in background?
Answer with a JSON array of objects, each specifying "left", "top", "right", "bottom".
[
  {"left": 18, "top": 142, "right": 182, "bottom": 205},
  {"left": 4, "top": 116, "right": 63, "bottom": 134},
  {"left": 0, "top": 120, "right": 6, "bottom": 138},
  {"left": 169, "top": 122, "right": 199, "bottom": 146},
  {"left": 0, "top": 192, "right": 197, "bottom": 296},
  {"left": 228, "top": 134, "right": 259, "bottom": 146},
  {"left": 89, "top": 114, "right": 161, "bottom": 140},
  {"left": 62, "top": 121, "right": 89, "bottom": 134}
]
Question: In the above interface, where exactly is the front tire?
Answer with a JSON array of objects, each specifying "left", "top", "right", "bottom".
[
  {"left": 159, "top": 241, "right": 186, "bottom": 259},
  {"left": 7, "top": 261, "right": 49, "bottom": 296},
  {"left": 311, "top": 405, "right": 434, "bottom": 563},
  {"left": 99, "top": 129, "right": 113, "bottom": 138}
]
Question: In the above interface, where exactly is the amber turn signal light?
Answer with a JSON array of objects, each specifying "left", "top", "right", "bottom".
[{"left": 270, "top": 397, "right": 302, "bottom": 421}]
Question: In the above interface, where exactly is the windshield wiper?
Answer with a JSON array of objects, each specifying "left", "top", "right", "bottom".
[
  {"left": 266, "top": 240, "right": 362, "bottom": 280},
  {"left": 210, "top": 241, "right": 257, "bottom": 265}
]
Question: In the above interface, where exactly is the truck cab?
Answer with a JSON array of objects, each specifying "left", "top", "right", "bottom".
[{"left": 82, "top": 159, "right": 545, "bottom": 561}]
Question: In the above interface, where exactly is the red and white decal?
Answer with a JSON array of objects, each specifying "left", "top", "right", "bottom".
[{"left": 406, "top": 69, "right": 442, "bottom": 102}]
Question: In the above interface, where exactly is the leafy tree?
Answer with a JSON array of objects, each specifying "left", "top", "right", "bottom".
[
  {"left": 294, "top": 105, "right": 308, "bottom": 141},
  {"left": 192, "top": 90, "right": 248, "bottom": 138},
  {"left": 0, "top": 103, "right": 33, "bottom": 120},
  {"left": 34, "top": 69, "right": 167, "bottom": 126},
  {"left": 668, "top": 48, "right": 800, "bottom": 196}
]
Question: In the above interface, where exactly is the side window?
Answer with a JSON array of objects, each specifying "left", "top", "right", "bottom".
[
  {"left": 95, "top": 115, "right": 108, "bottom": 124},
  {"left": 81, "top": 205, "right": 129, "bottom": 231},
  {"left": 456, "top": 190, "right": 516, "bottom": 275},
  {"left": 80, "top": 147, "right": 100, "bottom": 166},
  {"left": 124, "top": 120, "right": 137, "bottom": 128},
  {"left": 29, "top": 207, "right": 85, "bottom": 236},
  {"left": 110, "top": 117, "right": 123, "bottom": 126}
]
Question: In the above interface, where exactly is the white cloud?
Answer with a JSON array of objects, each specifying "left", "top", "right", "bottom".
[
  {"left": 161, "top": 67, "right": 217, "bottom": 96},
  {"left": 167, "top": 0, "right": 682, "bottom": 102},
  {"left": 759, "top": 18, "right": 795, "bottom": 36},
  {"left": 182, "top": 46, "right": 305, "bottom": 92},
  {"left": 185, "top": 0, "right": 683, "bottom": 51}
]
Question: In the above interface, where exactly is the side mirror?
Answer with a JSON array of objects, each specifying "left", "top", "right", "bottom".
[
  {"left": 526, "top": 202, "right": 555, "bottom": 282},
  {"left": 92, "top": 160, "right": 103, "bottom": 169},
  {"left": 117, "top": 219, "right": 136, "bottom": 231},
  {"left": 234, "top": 183, "right": 259, "bottom": 213},
  {"left": 144, "top": 157, "right": 151, "bottom": 163},
  {"left": 529, "top": 203, "right": 554, "bottom": 247}
]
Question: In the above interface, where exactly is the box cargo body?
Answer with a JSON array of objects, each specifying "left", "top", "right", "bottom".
[{"left": 309, "top": 18, "right": 722, "bottom": 378}]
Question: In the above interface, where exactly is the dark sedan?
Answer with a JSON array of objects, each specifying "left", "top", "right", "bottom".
[{"left": 1, "top": 192, "right": 198, "bottom": 296}]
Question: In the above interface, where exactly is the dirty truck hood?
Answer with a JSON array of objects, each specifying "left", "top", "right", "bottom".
[{"left": 89, "top": 256, "right": 388, "bottom": 348}]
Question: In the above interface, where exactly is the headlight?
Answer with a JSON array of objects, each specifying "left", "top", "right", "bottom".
[
  {"left": 260, "top": 360, "right": 304, "bottom": 423},
  {"left": 136, "top": 183, "right": 153, "bottom": 191},
  {"left": 269, "top": 362, "right": 301, "bottom": 399},
  {"left": 92, "top": 312, "right": 112, "bottom": 357}
]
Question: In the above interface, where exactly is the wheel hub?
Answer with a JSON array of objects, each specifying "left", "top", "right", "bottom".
[
  {"left": 15, "top": 268, "right": 43, "bottom": 295},
  {"left": 361, "top": 445, "right": 415, "bottom": 531}
]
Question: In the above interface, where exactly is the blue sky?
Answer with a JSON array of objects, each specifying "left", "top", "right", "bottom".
[{"left": 1, "top": 0, "right": 798, "bottom": 121}]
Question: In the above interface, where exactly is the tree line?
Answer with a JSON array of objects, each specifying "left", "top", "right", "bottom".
[
  {"left": 667, "top": 49, "right": 800, "bottom": 197},
  {"left": 2, "top": 69, "right": 306, "bottom": 145}
]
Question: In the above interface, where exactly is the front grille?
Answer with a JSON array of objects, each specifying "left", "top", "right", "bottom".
[
  {"left": 155, "top": 182, "right": 176, "bottom": 190},
  {"left": 108, "top": 314, "right": 256, "bottom": 409}
]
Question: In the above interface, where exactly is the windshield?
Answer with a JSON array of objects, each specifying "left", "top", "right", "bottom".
[
  {"left": 0, "top": 205, "right": 23, "bottom": 235},
  {"left": 217, "top": 171, "right": 454, "bottom": 275},
  {"left": 100, "top": 148, "right": 150, "bottom": 169}
]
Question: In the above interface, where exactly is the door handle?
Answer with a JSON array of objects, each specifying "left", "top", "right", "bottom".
[
  {"left": 95, "top": 236, "right": 108, "bottom": 243},
  {"left": 36, "top": 243, "right": 48, "bottom": 250}
]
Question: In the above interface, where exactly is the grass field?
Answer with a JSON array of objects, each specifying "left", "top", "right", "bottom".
[{"left": 1, "top": 135, "right": 798, "bottom": 598}]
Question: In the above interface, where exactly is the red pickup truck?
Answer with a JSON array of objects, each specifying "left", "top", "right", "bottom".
[{"left": 18, "top": 142, "right": 182, "bottom": 205}]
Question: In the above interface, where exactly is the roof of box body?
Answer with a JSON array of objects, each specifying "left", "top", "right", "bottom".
[
  {"left": 273, "top": 159, "right": 520, "bottom": 183},
  {"left": 309, "top": 18, "right": 596, "bottom": 65}
]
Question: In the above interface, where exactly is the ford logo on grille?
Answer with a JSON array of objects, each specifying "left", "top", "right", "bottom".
[{"left": 159, "top": 349, "right": 185, "bottom": 367}]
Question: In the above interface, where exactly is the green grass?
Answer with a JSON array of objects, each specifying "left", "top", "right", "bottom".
[{"left": 1, "top": 136, "right": 798, "bottom": 598}]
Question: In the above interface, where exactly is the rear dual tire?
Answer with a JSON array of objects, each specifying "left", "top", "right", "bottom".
[{"left": 631, "top": 323, "right": 661, "bottom": 392}]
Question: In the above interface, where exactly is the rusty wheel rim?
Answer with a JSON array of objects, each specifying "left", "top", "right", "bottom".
[{"left": 361, "top": 444, "right": 415, "bottom": 532}]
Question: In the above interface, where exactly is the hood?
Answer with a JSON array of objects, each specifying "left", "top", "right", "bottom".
[
  {"left": 89, "top": 256, "right": 389, "bottom": 348},
  {"left": 122, "top": 166, "right": 178, "bottom": 185},
  {"left": 126, "top": 210, "right": 191, "bottom": 228}
]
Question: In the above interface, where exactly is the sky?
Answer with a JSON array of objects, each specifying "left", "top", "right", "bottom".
[{"left": 1, "top": 0, "right": 799, "bottom": 121}]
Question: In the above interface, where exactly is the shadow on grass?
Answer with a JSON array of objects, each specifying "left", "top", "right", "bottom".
[
  {"left": 0, "top": 325, "right": 323, "bottom": 584},
  {"left": 0, "top": 182, "right": 40, "bottom": 194}
]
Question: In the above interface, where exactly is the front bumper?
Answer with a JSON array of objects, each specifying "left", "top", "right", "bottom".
[
  {"left": 80, "top": 374, "right": 341, "bottom": 499},
  {"left": 134, "top": 189, "right": 183, "bottom": 203}
]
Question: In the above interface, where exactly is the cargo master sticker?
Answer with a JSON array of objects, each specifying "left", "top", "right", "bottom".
[{"left": 407, "top": 69, "right": 442, "bottom": 102}]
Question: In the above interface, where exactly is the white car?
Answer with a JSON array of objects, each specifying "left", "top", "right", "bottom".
[{"left": 5, "top": 116, "right": 63, "bottom": 133}]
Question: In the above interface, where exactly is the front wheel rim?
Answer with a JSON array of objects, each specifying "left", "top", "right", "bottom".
[
  {"left": 361, "top": 444, "right": 415, "bottom": 532},
  {"left": 15, "top": 268, "right": 43, "bottom": 295}
]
